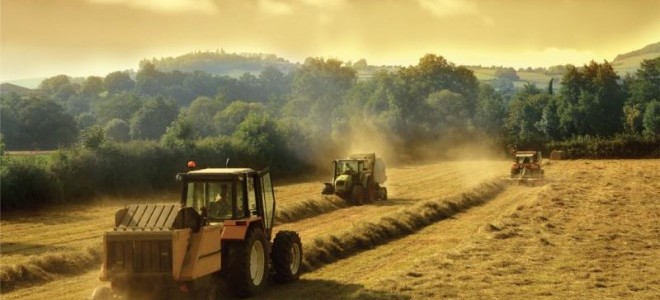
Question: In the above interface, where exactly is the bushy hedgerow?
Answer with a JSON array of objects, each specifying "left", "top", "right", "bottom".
[
  {"left": 1, "top": 156, "right": 55, "bottom": 210},
  {"left": 1, "top": 137, "right": 306, "bottom": 211},
  {"left": 544, "top": 134, "right": 660, "bottom": 159}
]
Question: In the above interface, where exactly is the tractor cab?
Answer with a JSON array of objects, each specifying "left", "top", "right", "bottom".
[
  {"left": 94, "top": 165, "right": 301, "bottom": 300},
  {"left": 332, "top": 159, "right": 365, "bottom": 194},
  {"left": 176, "top": 168, "right": 276, "bottom": 235},
  {"left": 510, "top": 150, "right": 544, "bottom": 183}
]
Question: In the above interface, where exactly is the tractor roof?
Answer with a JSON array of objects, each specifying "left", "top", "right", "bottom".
[
  {"left": 515, "top": 151, "right": 538, "bottom": 156},
  {"left": 188, "top": 168, "right": 255, "bottom": 175},
  {"left": 178, "top": 168, "right": 256, "bottom": 181}
]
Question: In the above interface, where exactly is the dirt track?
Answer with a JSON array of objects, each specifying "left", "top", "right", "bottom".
[{"left": 2, "top": 159, "right": 658, "bottom": 299}]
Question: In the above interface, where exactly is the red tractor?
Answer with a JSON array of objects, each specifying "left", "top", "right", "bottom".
[
  {"left": 510, "top": 150, "right": 544, "bottom": 184},
  {"left": 92, "top": 165, "right": 302, "bottom": 299}
]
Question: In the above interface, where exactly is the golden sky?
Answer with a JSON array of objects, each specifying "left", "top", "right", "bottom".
[{"left": 1, "top": 0, "right": 659, "bottom": 81}]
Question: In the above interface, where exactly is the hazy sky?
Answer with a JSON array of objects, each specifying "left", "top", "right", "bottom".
[{"left": 1, "top": 0, "right": 659, "bottom": 81}]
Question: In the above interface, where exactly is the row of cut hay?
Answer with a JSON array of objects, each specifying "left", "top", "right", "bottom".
[
  {"left": 300, "top": 178, "right": 506, "bottom": 272},
  {"left": 0, "top": 247, "right": 100, "bottom": 293},
  {"left": 1, "top": 180, "right": 502, "bottom": 292},
  {"left": 276, "top": 195, "right": 349, "bottom": 224}
]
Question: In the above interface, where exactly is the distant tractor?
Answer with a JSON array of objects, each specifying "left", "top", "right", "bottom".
[
  {"left": 321, "top": 153, "right": 387, "bottom": 204},
  {"left": 92, "top": 165, "right": 302, "bottom": 299},
  {"left": 510, "top": 150, "right": 544, "bottom": 184}
]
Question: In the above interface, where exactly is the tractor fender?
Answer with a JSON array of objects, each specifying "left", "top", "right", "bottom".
[{"left": 221, "top": 217, "right": 262, "bottom": 241}]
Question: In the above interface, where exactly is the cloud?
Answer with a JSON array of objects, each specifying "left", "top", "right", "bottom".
[
  {"left": 258, "top": 0, "right": 293, "bottom": 15},
  {"left": 87, "top": 0, "right": 218, "bottom": 14},
  {"left": 417, "top": 0, "right": 477, "bottom": 17}
]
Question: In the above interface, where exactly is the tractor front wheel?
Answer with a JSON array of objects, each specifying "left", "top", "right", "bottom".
[
  {"left": 351, "top": 186, "right": 365, "bottom": 205},
  {"left": 271, "top": 231, "right": 303, "bottom": 283},
  {"left": 366, "top": 178, "right": 378, "bottom": 203},
  {"left": 226, "top": 228, "right": 269, "bottom": 298}
]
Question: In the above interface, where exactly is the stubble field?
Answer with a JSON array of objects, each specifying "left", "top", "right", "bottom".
[{"left": 1, "top": 159, "right": 658, "bottom": 299}]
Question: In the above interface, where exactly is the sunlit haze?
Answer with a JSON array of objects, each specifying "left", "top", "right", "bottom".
[{"left": 1, "top": 0, "right": 659, "bottom": 81}]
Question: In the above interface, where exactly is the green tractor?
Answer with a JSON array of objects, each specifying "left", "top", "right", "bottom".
[{"left": 322, "top": 153, "right": 387, "bottom": 205}]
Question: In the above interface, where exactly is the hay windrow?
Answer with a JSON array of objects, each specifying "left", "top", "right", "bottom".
[
  {"left": 2, "top": 178, "right": 504, "bottom": 293},
  {"left": 276, "top": 195, "right": 349, "bottom": 224},
  {"left": 0, "top": 246, "right": 100, "bottom": 293},
  {"left": 301, "top": 179, "right": 506, "bottom": 272}
]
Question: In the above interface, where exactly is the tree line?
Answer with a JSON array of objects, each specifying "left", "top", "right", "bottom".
[
  {"left": 2, "top": 54, "right": 658, "bottom": 154},
  {"left": 1, "top": 54, "right": 658, "bottom": 209}
]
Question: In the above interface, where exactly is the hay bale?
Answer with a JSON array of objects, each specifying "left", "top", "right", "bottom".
[{"left": 550, "top": 150, "right": 563, "bottom": 160}]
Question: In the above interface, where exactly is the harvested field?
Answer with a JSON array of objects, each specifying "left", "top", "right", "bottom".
[
  {"left": 2, "top": 160, "right": 657, "bottom": 299},
  {"left": 263, "top": 159, "right": 660, "bottom": 299}
]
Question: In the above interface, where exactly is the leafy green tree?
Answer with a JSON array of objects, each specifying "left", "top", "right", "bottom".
[
  {"left": 285, "top": 57, "right": 356, "bottom": 137},
  {"left": 135, "top": 62, "right": 165, "bottom": 96},
  {"left": 53, "top": 83, "right": 80, "bottom": 103},
  {"left": 161, "top": 116, "right": 196, "bottom": 150},
  {"left": 0, "top": 134, "right": 6, "bottom": 156},
  {"left": 425, "top": 90, "right": 469, "bottom": 137},
  {"left": 81, "top": 76, "right": 104, "bottom": 97},
  {"left": 185, "top": 96, "right": 225, "bottom": 137},
  {"left": 557, "top": 61, "right": 624, "bottom": 137},
  {"left": 547, "top": 78, "right": 554, "bottom": 95},
  {"left": 494, "top": 68, "right": 520, "bottom": 81},
  {"left": 104, "top": 118, "right": 131, "bottom": 142},
  {"left": 557, "top": 65, "right": 583, "bottom": 136},
  {"left": 95, "top": 92, "right": 142, "bottom": 124},
  {"left": 183, "top": 71, "right": 220, "bottom": 98},
  {"left": 76, "top": 112, "right": 97, "bottom": 130},
  {"left": 80, "top": 125, "right": 105, "bottom": 149},
  {"left": 623, "top": 104, "right": 644, "bottom": 134},
  {"left": 130, "top": 97, "right": 179, "bottom": 140},
  {"left": 537, "top": 99, "right": 561, "bottom": 140},
  {"left": 258, "top": 66, "right": 292, "bottom": 107},
  {"left": 232, "top": 113, "right": 286, "bottom": 169},
  {"left": 104, "top": 71, "right": 135, "bottom": 94},
  {"left": 642, "top": 100, "right": 660, "bottom": 137},
  {"left": 0, "top": 95, "right": 21, "bottom": 149},
  {"left": 627, "top": 57, "right": 660, "bottom": 107},
  {"left": 14, "top": 97, "right": 78, "bottom": 149},
  {"left": 214, "top": 101, "right": 266, "bottom": 136},
  {"left": 39, "top": 75, "right": 71, "bottom": 95},
  {"left": 347, "top": 71, "right": 407, "bottom": 139},
  {"left": 506, "top": 83, "right": 550, "bottom": 146},
  {"left": 623, "top": 57, "right": 660, "bottom": 134},
  {"left": 474, "top": 84, "right": 507, "bottom": 138},
  {"left": 399, "top": 54, "right": 479, "bottom": 116}
]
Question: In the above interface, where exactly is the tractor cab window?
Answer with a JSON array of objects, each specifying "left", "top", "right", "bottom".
[
  {"left": 261, "top": 172, "right": 275, "bottom": 231},
  {"left": 337, "top": 161, "right": 359, "bottom": 175},
  {"left": 247, "top": 177, "right": 257, "bottom": 215},
  {"left": 236, "top": 177, "right": 245, "bottom": 217},
  {"left": 185, "top": 181, "right": 233, "bottom": 220}
]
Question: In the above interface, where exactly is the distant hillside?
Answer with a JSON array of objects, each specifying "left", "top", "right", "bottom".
[
  {"left": 612, "top": 42, "right": 660, "bottom": 75},
  {"left": 0, "top": 78, "right": 46, "bottom": 89},
  {"left": 145, "top": 51, "right": 298, "bottom": 77},
  {"left": 614, "top": 42, "right": 660, "bottom": 61},
  {"left": 0, "top": 83, "right": 40, "bottom": 97}
]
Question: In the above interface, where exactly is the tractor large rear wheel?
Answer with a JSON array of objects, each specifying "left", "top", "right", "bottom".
[
  {"left": 226, "top": 228, "right": 268, "bottom": 298},
  {"left": 271, "top": 231, "right": 303, "bottom": 283}
]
